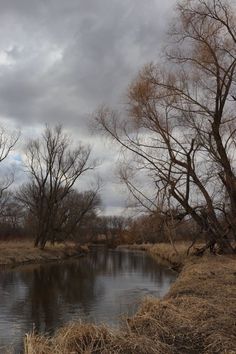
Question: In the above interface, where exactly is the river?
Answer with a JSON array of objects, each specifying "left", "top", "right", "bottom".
[{"left": 0, "top": 248, "right": 176, "bottom": 353}]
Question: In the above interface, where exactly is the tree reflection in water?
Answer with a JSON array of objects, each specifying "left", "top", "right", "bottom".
[{"left": 0, "top": 249, "right": 176, "bottom": 352}]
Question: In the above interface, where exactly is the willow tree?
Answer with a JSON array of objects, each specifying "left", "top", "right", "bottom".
[{"left": 96, "top": 0, "right": 236, "bottom": 254}]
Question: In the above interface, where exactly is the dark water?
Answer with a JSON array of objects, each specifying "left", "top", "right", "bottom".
[{"left": 0, "top": 248, "right": 176, "bottom": 352}]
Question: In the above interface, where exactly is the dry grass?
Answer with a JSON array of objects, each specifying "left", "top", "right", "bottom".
[
  {"left": 129, "top": 254, "right": 236, "bottom": 354},
  {"left": 24, "top": 243, "right": 236, "bottom": 354},
  {"left": 24, "top": 322, "right": 171, "bottom": 354},
  {"left": 149, "top": 242, "right": 190, "bottom": 262},
  {"left": 118, "top": 242, "right": 199, "bottom": 267},
  {"left": 117, "top": 244, "right": 152, "bottom": 252},
  {"left": 0, "top": 240, "right": 86, "bottom": 267}
]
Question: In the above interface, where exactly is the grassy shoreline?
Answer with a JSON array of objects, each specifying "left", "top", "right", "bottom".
[
  {"left": 117, "top": 242, "right": 190, "bottom": 268},
  {"left": 0, "top": 241, "right": 88, "bottom": 268},
  {"left": 21, "top": 242, "right": 236, "bottom": 353}
]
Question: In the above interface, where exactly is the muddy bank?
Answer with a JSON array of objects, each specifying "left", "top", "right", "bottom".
[
  {"left": 24, "top": 243, "right": 236, "bottom": 354},
  {"left": 0, "top": 241, "right": 88, "bottom": 268}
]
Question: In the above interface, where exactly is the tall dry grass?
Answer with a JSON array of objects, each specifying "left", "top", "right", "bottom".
[
  {"left": 24, "top": 322, "right": 169, "bottom": 354},
  {"left": 129, "top": 255, "right": 236, "bottom": 354}
]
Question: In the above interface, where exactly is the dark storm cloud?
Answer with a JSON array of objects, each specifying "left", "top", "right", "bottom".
[
  {"left": 0, "top": 0, "right": 175, "bottom": 213},
  {"left": 0, "top": 0, "right": 175, "bottom": 126}
]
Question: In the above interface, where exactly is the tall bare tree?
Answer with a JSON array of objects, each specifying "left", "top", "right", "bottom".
[
  {"left": 20, "top": 125, "right": 94, "bottom": 249},
  {"left": 95, "top": 0, "right": 236, "bottom": 254}
]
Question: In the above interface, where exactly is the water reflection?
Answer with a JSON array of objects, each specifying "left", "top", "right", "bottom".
[{"left": 0, "top": 249, "right": 176, "bottom": 352}]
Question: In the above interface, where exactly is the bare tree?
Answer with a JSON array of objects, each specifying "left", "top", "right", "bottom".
[
  {"left": 0, "top": 126, "right": 20, "bottom": 239},
  {"left": 95, "top": 0, "right": 236, "bottom": 254},
  {"left": 51, "top": 188, "right": 101, "bottom": 243},
  {"left": 0, "top": 126, "right": 19, "bottom": 197},
  {"left": 20, "top": 125, "right": 95, "bottom": 249},
  {"left": 0, "top": 191, "right": 24, "bottom": 239}
]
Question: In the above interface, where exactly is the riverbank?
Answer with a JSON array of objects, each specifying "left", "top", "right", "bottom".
[
  {"left": 117, "top": 242, "right": 191, "bottom": 269},
  {"left": 0, "top": 240, "right": 88, "bottom": 267},
  {"left": 24, "top": 242, "right": 236, "bottom": 354}
]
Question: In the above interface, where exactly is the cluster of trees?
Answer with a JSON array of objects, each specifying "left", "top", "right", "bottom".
[
  {"left": 113, "top": 210, "right": 200, "bottom": 246},
  {"left": 0, "top": 123, "right": 132, "bottom": 249},
  {"left": 0, "top": 125, "right": 101, "bottom": 248},
  {"left": 91, "top": 215, "right": 130, "bottom": 246},
  {"left": 96, "top": 0, "right": 236, "bottom": 254}
]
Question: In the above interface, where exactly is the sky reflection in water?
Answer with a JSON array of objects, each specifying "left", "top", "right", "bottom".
[{"left": 0, "top": 249, "right": 176, "bottom": 352}]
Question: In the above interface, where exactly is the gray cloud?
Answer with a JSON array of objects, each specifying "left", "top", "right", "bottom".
[{"left": 0, "top": 0, "right": 176, "bottom": 213}]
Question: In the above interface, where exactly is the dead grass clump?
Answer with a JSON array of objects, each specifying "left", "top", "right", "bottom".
[
  {"left": 126, "top": 297, "right": 203, "bottom": 354},
  {"left": 25, "top": 323, "right": 172, "bottom": 354},
  {"left": 51, "top": 323, "right": 114, "bottom": 353},
  {"left": 24, "top": 324, "right": 114, "bottom": 354}
]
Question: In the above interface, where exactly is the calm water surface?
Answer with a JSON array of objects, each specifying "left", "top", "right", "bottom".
[{"left": 0, "top": 248, "right": 176, "bottom": 352}]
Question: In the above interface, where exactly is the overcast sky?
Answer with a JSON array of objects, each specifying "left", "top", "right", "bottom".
[{"left": 0, "top": 0, "right": 176, "bottom": 215}]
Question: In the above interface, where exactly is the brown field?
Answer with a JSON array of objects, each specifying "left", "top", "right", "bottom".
[
  {"left": 24, "top": 242, "right": 236, "bottom": 354},
  {"left": 0, "top": 240, "right": 88, "bottom": 267}
]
